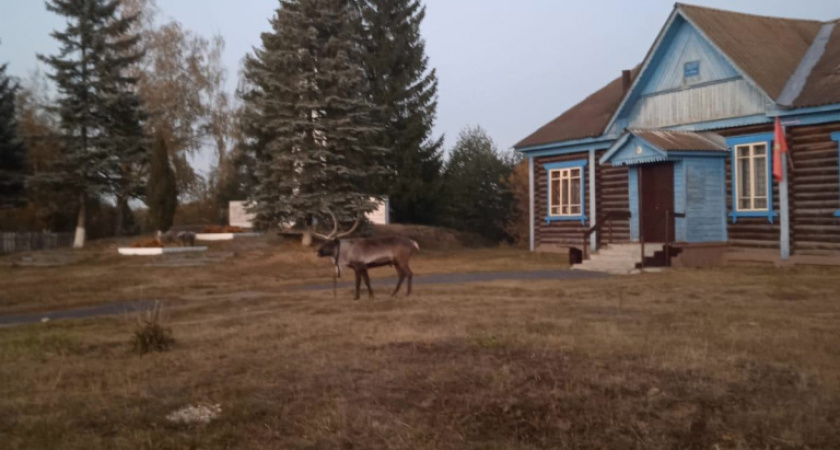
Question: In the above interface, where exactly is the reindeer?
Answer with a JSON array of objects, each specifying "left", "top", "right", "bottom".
[{"left": 313, "top": 212, "right": 420, "bottom": 300}]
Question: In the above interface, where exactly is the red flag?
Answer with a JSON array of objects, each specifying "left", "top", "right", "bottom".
[{"left": 773, "top": 117, "right": 788, "bottom": 182}]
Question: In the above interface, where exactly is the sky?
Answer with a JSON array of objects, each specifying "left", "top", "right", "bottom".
[{"left": 3, "top": 0, "right": 840, "bottom": 173}]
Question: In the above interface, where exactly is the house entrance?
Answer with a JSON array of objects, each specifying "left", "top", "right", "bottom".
[{"left": 639, "top": 163, "right": 675, "bottom": 243}]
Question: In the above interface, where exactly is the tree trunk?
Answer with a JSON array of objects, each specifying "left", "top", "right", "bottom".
[
  {"left": 115, "top": 195, "right": 126, "bottom": 237},
  {"left": 301, "top": 229, "right": 313, "bottom": 247},
  {"left": 73, "top": 193, "right": 86, "bottom": 249}
]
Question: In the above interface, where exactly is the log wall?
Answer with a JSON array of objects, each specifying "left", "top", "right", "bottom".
[{"left": 789, "top": 122, "right": 840, "bottom": 255}]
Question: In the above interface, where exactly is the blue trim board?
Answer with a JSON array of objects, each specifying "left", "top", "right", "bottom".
[
  {"left": 517, "top": 136, "right": 614, "bottom": 155},
  {"left": 543, "top": 159, "right": 588, "bottom": 170},
  {"left": 545, "top": 215, "right": 588, "bottom": 223},
  {"left": 667, "top": 114, "right": 771, "bottom": 132},
  {"left": 832, "top": 132, "right": 840, "bottom": 219},
  {"left": 544, "top": 160, "right": 587, "bottom": 225},
  {"left": 774, "top": 103, "right": 840, "bottom": 117},
  {"left": 667, "top": 151, "right": 728, "bottom": 158},
  {"left": 725, "top": 133, "right": 775, "bottom": 223},
  {"left": 725, "top": 133, "right": 774, "bottom": 147}
]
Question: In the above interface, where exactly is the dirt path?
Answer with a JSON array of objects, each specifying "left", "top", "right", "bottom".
[{"left": 0, "top": 269, "right": 607, "bottom": 327}]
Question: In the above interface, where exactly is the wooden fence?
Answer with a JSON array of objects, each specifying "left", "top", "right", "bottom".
[{"left": 0, "top": 232, "right": 74, "bottom": 255}]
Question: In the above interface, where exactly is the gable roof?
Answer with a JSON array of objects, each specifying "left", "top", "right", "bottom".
[
  {"left": 517, "top": 3, "right": 840, "bottom": 151},
  {"left": 514, "top": 66, "right": 640, "bottom": 149},
  {"left": 677, "top": 3, "right": 824, "bottom": 101},
  {"left": 794, "top": 21, "right": 840, "bottom": 107}
]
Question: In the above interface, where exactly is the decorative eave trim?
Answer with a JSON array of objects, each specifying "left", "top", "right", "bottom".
[{"left": 599, "top": 133, "right": 633, "bottom": 165}]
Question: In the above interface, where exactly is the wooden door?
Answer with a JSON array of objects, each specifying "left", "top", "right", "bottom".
[{"left": 640, "top": 163, "right": 675, "bottom": 243}]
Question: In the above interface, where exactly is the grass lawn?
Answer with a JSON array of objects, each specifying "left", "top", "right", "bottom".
[{"left": 1, "top": 235, "right": 840, "bottom": 449}]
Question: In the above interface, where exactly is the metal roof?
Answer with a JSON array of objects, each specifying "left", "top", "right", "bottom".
[
  {"left": 514, "top": 66, "right": 640, "bottom": 149},
  {"left": 631, "top": 129, "right": 727, "bottom": 152},
  {"left": 516, "top": 3, "right": 840, "bottom": 151}
]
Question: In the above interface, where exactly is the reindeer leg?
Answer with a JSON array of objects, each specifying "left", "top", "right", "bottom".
[
  {"left": 353, "top": 267, "right": 361, "bottom": 300},
  {"left": 392, "top": 265, "right": 405, "bottom": 297},
  {"left": 405, "top": 265, "right": 414, "bottom": 297},
  {"left": 361, "top": 269, "right": 374, "bottom": 299}
]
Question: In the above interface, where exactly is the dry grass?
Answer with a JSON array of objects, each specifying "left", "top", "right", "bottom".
[
  {"left": 0, "top": 231, "right": 566, "bottom": 314},
  {"left": 1, "top": 236, "right": 840, "bottom": 449}
]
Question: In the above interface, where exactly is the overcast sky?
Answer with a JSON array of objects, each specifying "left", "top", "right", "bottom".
[{"left": 3, "top": 0, "right": 840, "bottom": 172}]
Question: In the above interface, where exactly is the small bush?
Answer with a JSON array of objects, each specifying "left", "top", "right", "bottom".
[{"left": 132, "top": 301, "right": 174, "bottom": 354}]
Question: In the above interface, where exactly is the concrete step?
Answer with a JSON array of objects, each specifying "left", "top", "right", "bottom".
[{"left": 575, "top": 243, "right": 666, "bottom": 275}]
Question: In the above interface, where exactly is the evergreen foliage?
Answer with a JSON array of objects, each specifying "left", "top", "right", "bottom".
[
  {"left": 0, "top": 60, "right": 27, "bottom": 209},
  {"left": 358, "top": 0, "right": 443, "bottom": 224},
  {"left": 38, "top": 0, "right": 146, "bottom": 246},
  {"left": 146, "top": 131, "right": 177, "bottom": 231},
  {"left": 242, "top": 0, "right": 388, "bottom": 231},
  {"left": 441, "top": 126, "right": 517, "bottom": 243}
]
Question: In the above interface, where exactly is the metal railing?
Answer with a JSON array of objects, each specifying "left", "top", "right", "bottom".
[
  {"left": 582, "top": 210, "right": 632, "bottom": 260},
  {"left": 0, "top": 232, "right": 74, "bottom": 255},
  {"left": 638, "top": 208, "right": 685, "bottom": 269}
]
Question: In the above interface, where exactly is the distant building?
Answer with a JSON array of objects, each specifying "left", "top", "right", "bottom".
[{"left": 516, "top": 3, "right": 840, "bottom": 268}]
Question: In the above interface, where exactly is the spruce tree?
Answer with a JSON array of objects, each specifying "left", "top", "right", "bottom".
[
  {"left": 146, "top": 131, "right": 177, "bottom": 232},
  {"left": 441, "top": 126, "right": 516, "bottom": 243},
  {"left": 39, "top": 0, "right": 146, "bottom": 247},
  {"left": 358, "top": 0, "right": 443, "bottom": 224},
  {"left": 0, "top": 60, "right": 27, "bottom": 209},
  {"left": 242, "top": 0, "right": 388, "bottom": 243}
]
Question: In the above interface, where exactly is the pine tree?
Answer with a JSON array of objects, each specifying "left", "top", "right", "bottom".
[
  {"left": 146, "top": 131, "right": 177, "bottom": 232},
  {"left": 441, "top": 126, "right": 516, "bottom": 243},
  {"left": 0, "top": 60, "right": 27, "bottom": 209},
  {"left": 358, "top": 0, "right": 443, "bottom": 224},
  {"left": 38, "top": 0, "right": 146, "bottom": 247},
  {"left": 242, "top": 0, "right": 388, "bottom": 243}
]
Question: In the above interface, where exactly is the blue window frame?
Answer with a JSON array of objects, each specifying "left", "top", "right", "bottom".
[
  {"left": 832, "top": 132, "right": 840, "bottom": 218},
  {"left": 543, "top": 159, "right": 587, "bottom": 225},
  {"left": 725, "top": 133, "right": 778, "bottom": 223}
]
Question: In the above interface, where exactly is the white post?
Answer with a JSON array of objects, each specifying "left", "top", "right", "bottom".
[
  {"left": 529, "top": 156, "right": 535, "bottom": 252},
  {"left": 780, "top": 154, "right": 790, "bottom": 260},
  {"left": 589, "top": 148, "right": 597, "bottom": 252}
]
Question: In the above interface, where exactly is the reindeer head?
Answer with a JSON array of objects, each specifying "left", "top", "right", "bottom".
[
  {"left": 314, "top": 209, "right": 361, "bottom": 258},
  {"left": 316, "top": 240, "right": 338, "bottom": 258}
]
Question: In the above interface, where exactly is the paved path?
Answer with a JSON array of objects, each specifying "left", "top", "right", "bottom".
[
  {"left": 300, "top": 269, "right": 607, "bottom": 291},
  {"left": 0, "top": 300, "right": 159, "bottom": 327},
  {"left": 0, "top": 269, "right": 607, "bottom": 327}
]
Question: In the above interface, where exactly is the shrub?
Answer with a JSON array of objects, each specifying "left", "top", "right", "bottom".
[{"left": 132, "top": 301, "right": 174, "bottom": 354}]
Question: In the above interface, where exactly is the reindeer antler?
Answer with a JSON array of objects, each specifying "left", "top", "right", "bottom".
[
  {"left": 313, "top": 208, "right": 361, "bottom": 240},
  {"left": 313, "top": 209, "right": 340, "bottom": 241},
  {"left": 335, "top": 215, "right": 362, "bottom": 239}
]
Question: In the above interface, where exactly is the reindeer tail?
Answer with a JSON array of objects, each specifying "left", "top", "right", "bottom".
[{"left": 412, "top": 240, "right": 420, "bottom": 251}]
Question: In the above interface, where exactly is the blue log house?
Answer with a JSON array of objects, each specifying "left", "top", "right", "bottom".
[{"left": 516, "top": 3, "right": 840, "bottom": 270}]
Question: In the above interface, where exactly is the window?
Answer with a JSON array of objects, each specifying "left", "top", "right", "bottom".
[
  {"left": 734, "top": 142, "right": 769, "bottom": 211},
  {"left": 726, "top": 133, "right": 776, "bottom": 223},
  {"left": 684, "top": 60, "right": 700, "bottom": 78},
  {"left": 549, "top": 167, "right": 582, "bottom": 216},
  {"left": 543, "top": 159, "right": 587, "bottom": 223}
]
